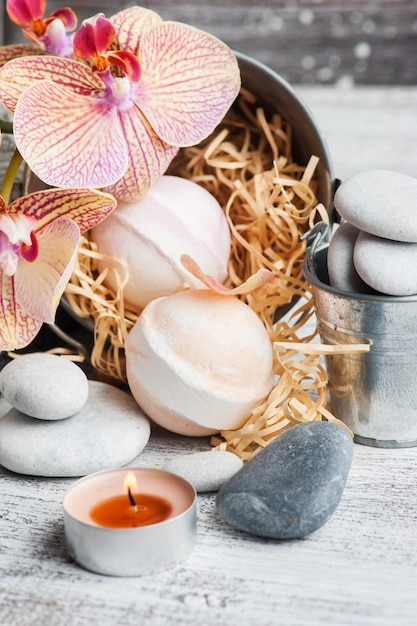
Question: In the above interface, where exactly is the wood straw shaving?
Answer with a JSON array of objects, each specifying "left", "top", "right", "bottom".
[{"left": 64, "top": 87, "right": 368, "bottom": 461}]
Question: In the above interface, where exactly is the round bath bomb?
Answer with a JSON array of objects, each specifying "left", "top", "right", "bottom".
[
  {"left": 334, "top": 170, "right": 417, "bottom": 242},
  {"left": 125, "top": 289, "right": 275, "bottom": 436},
  {"left": 91, "top": 175, "right": 231, "bottom": 309}
]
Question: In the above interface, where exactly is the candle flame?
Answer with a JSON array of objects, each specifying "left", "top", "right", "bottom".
[{"left": 123, "top": 471, "right": 138, "bottom": 493}]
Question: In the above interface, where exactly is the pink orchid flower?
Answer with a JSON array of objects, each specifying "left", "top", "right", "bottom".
[
  {"left": 0, "top": 6, "right": 240, "bottom": 202},
  {"left": 0, "top": 0, "right": 76, "bottom": 68},
  {"left": 0, "top": 187, "right": 116, "bottom": 350},
  {"left": 6, "top": 0, "right": 77, "bottom": 57}
]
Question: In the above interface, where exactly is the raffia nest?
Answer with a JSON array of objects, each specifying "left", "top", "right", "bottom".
[{"left": 64, "top": 87, "right": 363, "bottom": 460}]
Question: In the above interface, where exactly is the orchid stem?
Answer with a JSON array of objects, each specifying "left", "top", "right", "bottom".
[
  {"left": 0, "top": 118, "right": 13, "bottom": 134},
  {"left": 1, "top": 148, "right": 23, "bottom": 205}
]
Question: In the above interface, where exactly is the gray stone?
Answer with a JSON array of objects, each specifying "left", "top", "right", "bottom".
[
  {"left": 354, "top": 231, "right": 417, "bottom": 296},
  {"left": 163, "top": 450, "right": 243, "bottom": 492},
  {"left": 334, "top": 170, "right": 417, "bottom": 242},
  {"left": 0, "top": 381, "right": 151, "bottom": 477},
  {"left": 0, "top": 353, "right": 89, "bottom": 420},
  {"left": 327, "top": 222, "right": 371, "bottom": 293},
  {"left": 216, "top": 421, "right": 354, "bottom": 539}
]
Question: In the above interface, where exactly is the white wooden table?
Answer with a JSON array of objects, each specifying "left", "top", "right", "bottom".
[{"left": 1, "top": 85, "right": 417, "bottom": 626}]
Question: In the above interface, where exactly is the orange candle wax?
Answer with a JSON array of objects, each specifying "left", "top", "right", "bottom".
[{"left": 90, "top": 492, "right": 172, "bottom": 528}]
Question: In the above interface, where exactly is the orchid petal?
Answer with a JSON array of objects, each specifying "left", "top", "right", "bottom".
[
  {"left": 21, "top": 27, "right": 47, "bottom": 46},
  {"left": 107, "top": 50, "right": 141, "bottom": 82},
  {"left": 47, "top": 7, "right": 77, "bottom": 31},
  {"left": 0, "top": 78, "right": 24, "bottom": 113},
  {"left": 0, "top": 270, "right": 42, "bottom": 350},
  {"left": 103, "top": 106, "right": 178, "bottom": 202},
  {"left": 6, "top": 0, "right": 46, "bottom": 25},
  {"left": 8, "top": 188, "right": 117, "bottom": 234},
  {"left": 181, "top": 254, "right": 275, "bottom": 295},
  {"left": 0, "top": 55, "right": 103, "bottom": 112},
  {"left": 134, "top": 22, "right": 240, "bottom": 147},
  {"left": 0, "top": 44, "right": 42, "bottom": 69},
  {"left": 20, "top": 230, "right": 38, "bottom": 263},
  {"left": 14, "top": 80, "right": 128, "bottom": 189},
  {"left": 15, "top": 217, "right": 80, "bottom": 323},
  {"left": 110, "top": 7, "right": 163, "bottom": 56},
  {"left": 0, "top": 231, "right": 20, "bottom": 276},
  {"left": 43, "top": 18, "right": 74, "bottom": 58},
  {"left": 74, "top": 13, "right": 114, "bottom": 59},
  {"left": 0, "top": 214, "right": 35, "bottom": 245}
]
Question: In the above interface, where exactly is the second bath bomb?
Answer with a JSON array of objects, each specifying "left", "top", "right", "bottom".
[{"left": 125, "top": 289, "right": 275, "bottom": 436}]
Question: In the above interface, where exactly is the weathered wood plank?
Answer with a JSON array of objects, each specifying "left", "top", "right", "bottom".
[{"left": 2, "top": 1, "right": 417, "bottom": 85}]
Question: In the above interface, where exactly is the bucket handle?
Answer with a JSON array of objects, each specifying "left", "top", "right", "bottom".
[{"left": 301, "top": 221, "right": 330, "bottom": 279}]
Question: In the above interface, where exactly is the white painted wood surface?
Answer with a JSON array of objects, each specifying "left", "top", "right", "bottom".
[{"left": 1, "top": 85, "right": 417, "bottom": 626}]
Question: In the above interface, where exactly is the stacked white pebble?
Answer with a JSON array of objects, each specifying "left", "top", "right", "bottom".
[
  {"left": 0, "top": 353, "right": 150, "bottom": 477},
  {"left": 0, "top": 353, "right": 89, "bottom": 420},
  {"left": 328, "top": 170, "right": 417, "bottom": 296}
]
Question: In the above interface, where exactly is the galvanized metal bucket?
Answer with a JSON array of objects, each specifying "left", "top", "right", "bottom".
[{"left": 304, "top": 223, "right": 417, "bottom": 448}]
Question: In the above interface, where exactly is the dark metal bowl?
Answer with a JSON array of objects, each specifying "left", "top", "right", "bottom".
[{"left": 235, "top": 52, "right": 335, "bottom": 214}]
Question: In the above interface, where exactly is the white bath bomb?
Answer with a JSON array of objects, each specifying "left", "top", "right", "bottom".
[
  {"left": 91, "top": 176, "right": 231, "bottom": 309},
  {"left": 125, "top": 289, "right": 275, "bottom": 436}
]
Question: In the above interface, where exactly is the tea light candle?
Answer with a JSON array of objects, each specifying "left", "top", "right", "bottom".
[{"left": 63, "top": 467, "right": 197, "bottom": 576}]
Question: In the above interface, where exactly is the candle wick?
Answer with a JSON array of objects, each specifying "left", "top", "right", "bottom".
[{"left": 128, "top": 486, "right": 138, "bottom": 512}]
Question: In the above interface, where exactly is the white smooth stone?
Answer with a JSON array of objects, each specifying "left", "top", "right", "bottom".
[
  {"left": 0, "top": 353, "right": 88, "bottom": 420},
  {"left": 354, "top": 231, "right": 417, "bottom": 296},
  {"left": 334, "top": 170, "right": 417, "bottom": 242},
  {"left": 327, "top": 222, "right": 371, "bottom": 293},
  {"left": 0, "top": 396, "right": 12, "bottom": 420},
  {"left": 0, "top": 381, "right": 151, "bottom": 477},
  {"left": 163, "top": 451, "right": 243, "bottom": 492}
]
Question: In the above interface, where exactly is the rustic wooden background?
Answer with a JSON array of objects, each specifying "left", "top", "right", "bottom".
[{"left": 1, "top": 1, "right": 417, "bottom": 85}]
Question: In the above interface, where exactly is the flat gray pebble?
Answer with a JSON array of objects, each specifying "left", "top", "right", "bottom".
[
  {"left": 0, "top": 380, "right": 151, "bottom": 477},
  {"left": 0, "top": 353, "right": 88, "bottom": 420},
  {"left": 163, "top": 450, "right": 243, "bottom": 492},
  {"left": 334, "top": 170, "right": 417, "bottom": 242},
  {"left": 216, "top": 421, "right": 354, "bottom": 539},
  {"left": 354, "top": 231, "right": 417, "bottom": 296}
]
